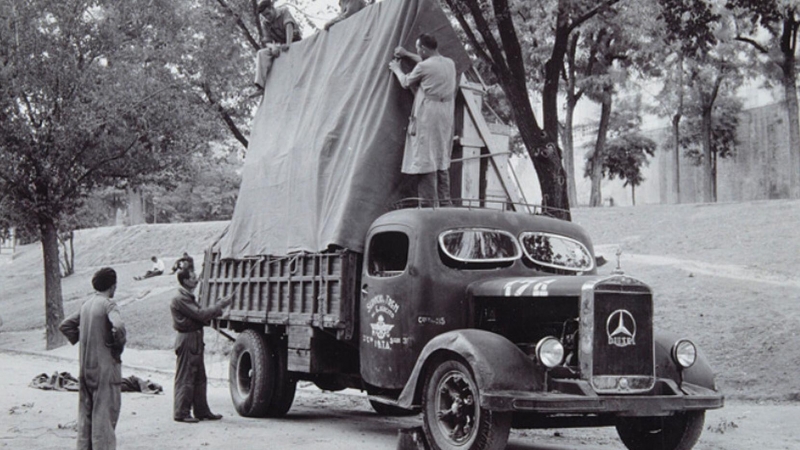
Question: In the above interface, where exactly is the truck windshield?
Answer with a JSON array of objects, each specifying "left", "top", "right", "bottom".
[
  {"left": 519, "top": 232, "right": 594, "bottom": 272},
  {"left": 439, "top": 229, "right": 521, "bottom": 264}
]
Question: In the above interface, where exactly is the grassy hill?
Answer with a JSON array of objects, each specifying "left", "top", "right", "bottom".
[{"left": 1, "top": 200, "right": 798, "bottom": 402}]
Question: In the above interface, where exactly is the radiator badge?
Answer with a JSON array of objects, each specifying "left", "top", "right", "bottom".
[{"left": 606, "top": 309, "right": 636, "bottom": 347}]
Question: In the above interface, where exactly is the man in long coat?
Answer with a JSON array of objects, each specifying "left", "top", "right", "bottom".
[
  {"left": 389, "top": 33, "right": 457, "bottom": 205},
  {"left": 171, "top": 268, "right": 233, "bottom": 422},
  {"left": 60, "top": 267, "right": 127, "bottom": 450}
]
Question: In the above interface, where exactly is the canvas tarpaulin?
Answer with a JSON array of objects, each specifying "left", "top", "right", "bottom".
[{"left": 218, "top": 0, "right": 470, "bottom": 258}]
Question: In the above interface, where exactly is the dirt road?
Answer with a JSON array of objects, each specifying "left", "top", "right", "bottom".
[{"left": 2, "top": 350, "right": 798, "bottom": 450}]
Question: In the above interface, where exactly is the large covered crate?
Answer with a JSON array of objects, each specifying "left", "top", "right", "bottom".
[{"left": 199, "top": 249, "right": 361, "bottom": 341}]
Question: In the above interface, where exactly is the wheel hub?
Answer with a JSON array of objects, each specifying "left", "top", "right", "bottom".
[{"left": 435, "top": 372, "right": 477, "bottom": 443}]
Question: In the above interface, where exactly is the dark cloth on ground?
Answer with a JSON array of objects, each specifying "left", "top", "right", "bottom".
[
  {"left": 30, "top": 372, "right": 163, "bottom": 394},
  {"left": 170, "top": 287, "right": 225, "bottom": 420},
  {"left": 60, "top": 293, "right": 126, "bottom": 450}
]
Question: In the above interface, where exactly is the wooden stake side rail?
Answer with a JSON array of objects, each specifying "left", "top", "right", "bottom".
[{"left": 199, "top": 249, "right": 361, "bottom": 341}]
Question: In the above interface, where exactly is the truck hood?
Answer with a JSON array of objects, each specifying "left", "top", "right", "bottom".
[{"left": 467, "top": 275, "right": 604, "bottom": 298}]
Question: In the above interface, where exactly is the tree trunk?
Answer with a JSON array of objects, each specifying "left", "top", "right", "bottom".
[
  {"left": 671, "top": 113, "right": 682, "bottom": 204},
  {"left": 701, "top": 105, "right": 714, "bottom": 203},
  {"left": 500, "top": 72, "right": 571, "bottom": 220},
  {"left": 631, "top": 185, "right": 636, "bottom": 206},
  {"left": 563, "top": 98, "right": 578, "bottom": 207},
  {"left": 543, "top": 14, "right": 570, "bottom": 150},
  {"left": 127, "top": 188, "right": 146, "bottom": 225},
  {"left": 589, "top": 87, "right": 613, "bottom": 207},
  {"left": 563, "top": 32, "right": 581, "bottom": 208},
  {"left": 41, "top": 219, "right": 66, "bottom": 350},
  {"left": 712, "top": 150, "right": 718, "bottom": 202},
  {"left": 782, "top": 54, "right": 800, "bottom": 198},
  {"left": 672, "top": 56, "right": 684, "bottom": 204}
]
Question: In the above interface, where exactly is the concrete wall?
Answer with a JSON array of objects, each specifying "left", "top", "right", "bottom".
[{"left": 505, "top": 100, "right": 796, "bottom": 207}]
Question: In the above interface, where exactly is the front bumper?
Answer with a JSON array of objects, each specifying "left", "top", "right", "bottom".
[{"left": 482, "top": 378, "right": 724, "bottom": 416}]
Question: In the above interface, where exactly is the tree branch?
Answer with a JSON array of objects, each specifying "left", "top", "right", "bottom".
[
  {"left": 441, "top": 0, "right": 495, "bottom": 66},
  {"left": 735, "top": 35, "right": 769, "bottom": 54},
  {"left": 60, "top": 134, "right": 143, "bottom": 203},
  {"left": 568, "top": 0, "right": 621, "bottom": 34},
  {"left": 460, "top": 0, "right": 514, "bottom": 82},
  {"left": 492, "top": 0, "right": 528, "bottom": 83},
  {"left": 214, "top": 0, "right": 261, "bottom": 51},
  {"left": 201, "top": 83, "right": 249, "bottom": 148}
]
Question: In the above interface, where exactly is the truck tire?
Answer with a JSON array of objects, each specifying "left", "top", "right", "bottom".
[
  {"left": 264, "top": 336, "right": 296, "bottom": 417},
  {"left": 422, "top": 359, "right": 511, "bottom": 450},
  {"left": 616, "top": 411, "right": 705, "bottom": 450},
  {"left": 229, "top": 329, "right": 273, "bottom": 417}
]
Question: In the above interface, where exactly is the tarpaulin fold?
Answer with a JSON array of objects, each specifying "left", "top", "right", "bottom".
[{"left": 218, "top": 0, "right": 470, "bottom": 258}]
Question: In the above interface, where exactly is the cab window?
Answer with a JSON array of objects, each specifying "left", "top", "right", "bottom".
[
  {"left": 367, "top": 231, "right": 409, "bottom": 277},
  {"left": 519, "top": 232, "right": 594, "bottom": 272},
  {"left": 439, "top": 228, "right": 520, "bottom": 269}
]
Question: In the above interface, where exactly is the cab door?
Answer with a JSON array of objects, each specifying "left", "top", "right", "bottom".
[{"left": 360, "top": 225, "right": 417, "bottom": 389}]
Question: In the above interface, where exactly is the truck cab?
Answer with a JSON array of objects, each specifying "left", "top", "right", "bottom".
[{"left": 357, "top": 206, "right": 722, "bottom": 450}]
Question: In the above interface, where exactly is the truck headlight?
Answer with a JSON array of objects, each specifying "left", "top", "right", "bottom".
[
  {"left": 535, "top": 336, "right": 564, "bottom": 368},
  {"left": 672, "top": 339, "right": 697, "bottom": 369}
]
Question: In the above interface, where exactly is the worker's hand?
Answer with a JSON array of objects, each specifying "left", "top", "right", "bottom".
[
  {"left": 388, "top": 59, "right": 400, "bottom": 72},
  {"left": 281, "top": 43, "right": 290, "bottom": 52},
  {"left": 394, "top": 46, "right": 409, "bottom": 59},
  {"left": 219, "top": 294, "right": 234, "bottom": 309}
]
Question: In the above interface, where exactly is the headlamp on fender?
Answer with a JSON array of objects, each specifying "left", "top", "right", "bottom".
[
  {"left": 535, "top": 336, "right": 565, "bottom": 368},
  {"left": 672, "top": 339, "right": 697, "bottom": 369}
]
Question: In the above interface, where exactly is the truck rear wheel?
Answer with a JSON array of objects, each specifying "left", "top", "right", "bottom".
[
  {"left": 422, "top": 359, "right": 511, "bottom": 450},
  {"left": 616, "top": 411, "right": 705, "bottom": 450},
  {"left": 229, "top": 329, "right": 272, "bottom": 417},
  {"left": 264, "top": 336, "right": 296, "bottom": 417}
]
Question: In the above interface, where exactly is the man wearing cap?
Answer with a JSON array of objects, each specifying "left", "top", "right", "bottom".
[
  {"left": 389, "top": 33, "right": 457, "bottom": 206},
  {"left": 170, "top": 268, "right": 233, "bottom": 423},
  {"left": 60, "top": 267, "right": 127, "bottom": 450}
]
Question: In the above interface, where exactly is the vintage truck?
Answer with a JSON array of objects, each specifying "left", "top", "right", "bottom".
[
  {"left": 200, "top": 203, "right": 723, "bottom": 450},
  {"left": 198, "top": 0, "right": 723, "bottom": 448}
]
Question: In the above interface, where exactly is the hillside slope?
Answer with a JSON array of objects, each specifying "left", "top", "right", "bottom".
[{"left": 1, "top": 200, "right": 798, "bottom": 401}]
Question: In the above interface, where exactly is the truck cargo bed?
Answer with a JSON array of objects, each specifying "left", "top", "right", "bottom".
[{"left": 199, "top": 249, "right": 361, "bottom": 341}]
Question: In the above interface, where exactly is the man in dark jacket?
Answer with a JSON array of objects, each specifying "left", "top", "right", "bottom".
[
  {"left": 60, "top": 267, "right": 127, "bottom": 450},
  {"left": 170, "top": 268, "right": 233, "bottom": 423}
]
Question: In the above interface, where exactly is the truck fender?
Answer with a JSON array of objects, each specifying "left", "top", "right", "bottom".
[
  {"left": 655, "top": 331, "right": 717, "bottom": 391},
  {"left": 397, "top": 329, "right": 543, "bottom": 410}
]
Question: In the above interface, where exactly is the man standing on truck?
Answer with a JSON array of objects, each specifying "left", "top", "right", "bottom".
[
  {"left": 254, "top": 0, "right": 303, "bottom": 91},
  {"left": 389, "top": 33, "right": 457, "bottom": 206},
  {"left": 59, "top": 267, "right": 126, "bottom": 450},
  {"left": 170, "top": 268, "right": 233, "bottom": 423}
]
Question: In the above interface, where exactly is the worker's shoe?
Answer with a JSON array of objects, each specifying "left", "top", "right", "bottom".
[
  {"left": 174, "top": 417, "right": 200, "bottom": 423},
  {"left": 197, "top": 412, "right": 223, "bottom": 421}
]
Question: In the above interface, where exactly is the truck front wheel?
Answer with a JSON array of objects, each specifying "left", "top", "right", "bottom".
[
  {"left": 422, "top": 359, "right": 511, "bottom": 450},
  {"left": 229, "top": 329, "right": 273, "bottom": 417},
  {"left": 616, "top": 411, "right": 705, "bottom": 450}
]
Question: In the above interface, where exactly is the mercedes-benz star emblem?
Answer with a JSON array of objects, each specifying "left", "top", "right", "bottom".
[{"left": 606, "top": 309, "right": 636, "bottom": 347}]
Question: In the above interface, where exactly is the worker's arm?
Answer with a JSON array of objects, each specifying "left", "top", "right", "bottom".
[
  {"left": 283, "top": 23, "right": 294, "bottom": 50},
  {"left": 59, "top": 310, "right": 81, "bottom": 345},
  {"left": 394, "top": 46, "right": 422, "bottom": 64},
  {"left": 106, "top": 301, "right": 127, "bottom": 349},
  {"left": 173, "top": 295, "right": 234, "bottom": 324},
  {"left": 390, "top": 59, "right": 426, "bottom": 90}
]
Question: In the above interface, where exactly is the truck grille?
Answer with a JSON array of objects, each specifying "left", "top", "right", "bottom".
[{"left": 578, "top": 277, "right": 655, "bottom": 394}]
